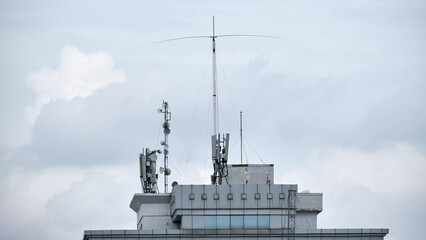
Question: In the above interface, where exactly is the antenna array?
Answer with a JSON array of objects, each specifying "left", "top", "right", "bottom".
[
  {"left": 139, "top": 101, "right": 172, "bottom": 194},
  {"left": 159, "top": 101, "right": 172, "bottom": 193},
  {"left": 139, "top": 148, "right": 161, "bottom": 193}
]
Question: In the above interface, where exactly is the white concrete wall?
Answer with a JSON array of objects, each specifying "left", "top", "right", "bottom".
[
  {"left": 137, "top": 203, "right": 178, "bottom": 230},
  {"left": 297, "top": 193, "right": 322, "bottom": 212},
  {"left": 140, "top": 216, "right": 177, "bottom": 230}
]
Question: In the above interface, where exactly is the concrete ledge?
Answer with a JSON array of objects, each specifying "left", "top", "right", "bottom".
[
  {"left": 84, "top": 228, "right": 389, "bottom": 239},
  {"left": 130, "top": 193, "right": 171, "bottom": 212},
  {"left": 297, "top": 193, "right": 323, "bottom": 212}
]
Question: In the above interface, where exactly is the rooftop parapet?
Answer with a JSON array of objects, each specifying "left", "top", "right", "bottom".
[{"left": 130, "top": 193, "right": 171, "bottom": 213}]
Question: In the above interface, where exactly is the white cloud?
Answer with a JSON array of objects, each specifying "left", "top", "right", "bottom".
[
  {"left": 283, "top": 142, "right": 426, "bottom": 197},
  {"left": 24, "top": 46, "right": 126, "bottom": 144},
  {"left": 281, "top": 142, "right": 426, "bottom": 239},
  {"left": 0, "top": 164, "right": 138, "bottom": 240}
]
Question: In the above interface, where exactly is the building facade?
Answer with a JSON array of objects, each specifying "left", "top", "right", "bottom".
[{"left": 83, "top": 165, "right": 388, "bottom": 240}]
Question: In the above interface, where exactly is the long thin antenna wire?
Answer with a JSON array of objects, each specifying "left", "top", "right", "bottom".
[
  {"left": 243, "top": 140, "right": 249, "bottom": 164},
  {"left": 178, "top": 52, "right": 210, "bottom": 169},
  {"left": 229, "top": 134, "right": 239, "bottom": 154},
  {"left": 184, "top": 100, "right": 211, "bottom": 166},
  {"left": 243, "top": 135, "right": 265, "bottom": 164},
  {"left": 217, "top": 101, "right": 235, "bottom": 137},
  {"left": 152, "top": 34, "right": 279, "bottom": 44}
]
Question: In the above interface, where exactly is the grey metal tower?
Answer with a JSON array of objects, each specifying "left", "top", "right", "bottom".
[
  {"left": 287, "top": 189, "right": 297, "bottom": 240},
  {"left": 158, "top": 100, "right": 171, "bottom": 193}
]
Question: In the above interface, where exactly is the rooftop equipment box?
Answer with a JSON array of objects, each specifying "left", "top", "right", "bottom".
[{"left": 225, "top": 164, "right": 274, "bottom": 184}]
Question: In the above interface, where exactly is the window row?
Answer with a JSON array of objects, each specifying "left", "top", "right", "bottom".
[
  {"left": 204, "top": 215, "right": 269, "bottom": 229},
  {"left": 188, "top": 192, "right": 286, "bottom": 201}
]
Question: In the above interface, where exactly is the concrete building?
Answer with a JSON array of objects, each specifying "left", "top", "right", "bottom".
[{"left": 83, "top": 164, "right": 389, "bottom": 240}]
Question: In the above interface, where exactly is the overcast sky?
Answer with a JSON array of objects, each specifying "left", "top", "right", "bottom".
[{"left": 1, "top": 1, "right": 425, "bottom": 240}]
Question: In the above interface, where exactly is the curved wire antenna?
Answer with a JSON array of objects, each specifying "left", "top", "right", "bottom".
[
  {"left": 152, "top": 35, "right": 212, "bottom": 44},
  {"left": 152, "top": 34, "right": 279, "bottom": 44},
  {"left": 217, "top": 34, "right": 279, "bottom": 39}
]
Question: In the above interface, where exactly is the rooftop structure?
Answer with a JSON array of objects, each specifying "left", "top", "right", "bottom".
[{"left": 83, "top": 164, "right": 388, "bottom": 240}]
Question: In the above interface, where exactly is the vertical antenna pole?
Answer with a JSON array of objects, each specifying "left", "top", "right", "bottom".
[
  {"left": 240, "top": 111, "right": 243, "bottom": 164},
  {"left": 159, "top": 101, "right": 171, "bottom": 193},
  {"left": 212, "top": 16, "right": 218, "bottom": 136},
  {"left": 164, "top": 103, "right": 168, "bottom": 193}
]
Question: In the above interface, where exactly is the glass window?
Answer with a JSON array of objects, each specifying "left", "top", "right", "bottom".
[
  {"left": 258, "top": 215, "right": 269, "bottom": 228},
  {"left": 244, "top": 215, "right": 257, "bottom": 229},
  {"left": 217, "top": 216, "right": 230, "bottom": 229},
  {"left": 205, "top": 216, "right": 216, "bottom": 229},
  {"left": 205, "top": 215, "right": 269, "bottom": 229},
  {"left": 231, "top": 215, "right": 243, "bottom": 229}
]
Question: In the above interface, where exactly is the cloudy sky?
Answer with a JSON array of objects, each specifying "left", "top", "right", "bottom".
[{"left": 1, "top": 0, "right": 425, "bottom": 239}]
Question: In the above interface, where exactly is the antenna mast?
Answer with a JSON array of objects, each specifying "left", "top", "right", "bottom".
[
  {"left": 212, "top": 16, "right": 218, "bottom": 136},
  {"left": 138, "top": 101, "right": 171, "bottom": 194},
  {"left": 240, "top": 111, "right": 243, "bottom": 164},
  {"left": 159, "top": 101, "right": 171, "bottom": 193},
  {"left": 210, "top": 16, "right": 229, "bottom": 185},
  {"left": 152, "top": 17, "right": 277, "bottom": 185}
]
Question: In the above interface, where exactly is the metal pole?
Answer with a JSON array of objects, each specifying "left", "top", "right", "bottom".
[
  {"left": 212, "top": 16, "right": 218, "bottom": 136},
  {"left": 164, "top": 102, "right": 168, "bottom": 193},
  {"left": 240, "top": 111, "right": 242, "bottom": 164},
  {"left": 159, "top": 101, "right": 171, "bottom": 193}
]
